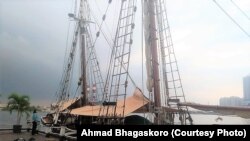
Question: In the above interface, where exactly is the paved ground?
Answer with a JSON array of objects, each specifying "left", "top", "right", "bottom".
[{"left": 0, "top": 130, "right": 59, "bottom": 141}]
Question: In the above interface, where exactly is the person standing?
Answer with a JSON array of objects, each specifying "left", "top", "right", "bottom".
[{"left": 31, "top": 109, "right": 39, "bottom": 135}]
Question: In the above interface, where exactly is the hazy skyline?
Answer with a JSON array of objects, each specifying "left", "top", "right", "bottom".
[{"left": 0, "top": 0, "right": 250, "bottom": 106}]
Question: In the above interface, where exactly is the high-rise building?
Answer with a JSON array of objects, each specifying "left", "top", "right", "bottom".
[
  {"left": 243, "top": 75, "right": 250, "bottom": 105},
  {"left": 219, "top": 96, "right": 243, "bottom": 106}
]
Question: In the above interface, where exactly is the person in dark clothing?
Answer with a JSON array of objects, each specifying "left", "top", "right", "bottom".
[{"left": 31, "top": 110, "right": 39, "bottom": 135}]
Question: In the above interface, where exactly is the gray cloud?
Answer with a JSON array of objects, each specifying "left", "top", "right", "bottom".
[
  {"left": 1, "top": 0, "right": 250, "bottom": 106},
  {"left": 0, "top": 0, "right": 72, "bottom": 105}
]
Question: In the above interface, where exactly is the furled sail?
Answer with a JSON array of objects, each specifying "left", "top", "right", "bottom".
[{"left": 143, "top": 0, "right": 153, "bottom": 92}]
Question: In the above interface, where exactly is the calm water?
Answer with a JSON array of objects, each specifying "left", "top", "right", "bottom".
[
  {"left": 192, "top": 114, "right": 250, "bottom": 125},
  {"left": 0, "top": 111, "right": 47, "bottom": 129},
  {"left": 0, "top": 111, "right": 250, "bottom": 128}
]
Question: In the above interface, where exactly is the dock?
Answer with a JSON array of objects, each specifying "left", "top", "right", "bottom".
[{"left": 0, "top": 130, "right": 59, "bottom": 141}]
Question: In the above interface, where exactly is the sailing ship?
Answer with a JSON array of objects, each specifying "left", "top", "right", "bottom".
[{"left": 41, "top": 0, "right": 193, "bottom": 138}]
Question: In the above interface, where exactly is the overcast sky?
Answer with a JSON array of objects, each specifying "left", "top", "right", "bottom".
[{"left": 0, "top": 0, "right": 250, "bottom": 106}]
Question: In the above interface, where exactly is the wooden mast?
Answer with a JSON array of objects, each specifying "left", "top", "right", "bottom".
[
  {"left": 79, "top": 0, "right": 87, "bottom": 106},
  {"left": 148, "top": 0, "right": 161, "bottom": 123},
  {"left": 80, "top": 28, "right": 87, "bottom": 106},
  {"left": 148, "top": 0, "right": 161, "bottom": 107}
]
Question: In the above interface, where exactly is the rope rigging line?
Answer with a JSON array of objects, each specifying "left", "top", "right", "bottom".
[
  {"left": 141, "top": 0, "right": 145, "bottom": 94},
  {"left": 112, "top": 0, "right": 119, "bottom": 39},
  {"left": 212, "top": 0, "right": 250, "bottom": 38},
  {"left": 88, "top": 8, "right": 113, "bottom": 47},
  {"left": 87, "top": 1, "right": 138, "bottom": 88},
  {"left": 154, "top": 0, "right": 193, "bottom": 124},
  {"left": 56, "top": 24, "right": 79, "bottom": 101},
  {"left": 85, "top": 0, "right": 113, "bottom": 66},
  {"left": 82, "top": 1, "right": 114, "bottom": 104},
  {"left": 94, "top": 0, "right": 114, "bottom": 39},
  {"left": 97, "top": 0, "right": 138, "bottom": 123},
  {"left": 85, "top": 25, "right": 105, "bottom": 102},
  {"left": 53, "top": 0, "right": 80, "bottom": 105},
  {"left": 61, "top": 83, "right": 81, "bottom": 124},
  {"left": 88, "top": 7, "right": 114, "bottom": 87},
  {"left": 141, "top": 0, "right": 147, "bottom": 124},
  {"left": 54, "top": 0, "right": 91, "bottom": 116}
]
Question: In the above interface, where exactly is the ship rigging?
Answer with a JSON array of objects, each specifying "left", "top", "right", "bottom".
[{"left": 42, "top": 0, "right": 193, "bottom": 138}]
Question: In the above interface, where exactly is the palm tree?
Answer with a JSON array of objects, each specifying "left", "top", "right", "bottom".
[{"left": 7, "top": 93, "right": 31, "bottom": 125}]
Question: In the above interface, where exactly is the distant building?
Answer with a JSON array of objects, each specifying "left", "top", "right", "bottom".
[
  {"left": 219, "top": 96, "right": 243, "bottom": 106},
  {"left": 243, "top": 75, "right": 250, "bottom": 105}
]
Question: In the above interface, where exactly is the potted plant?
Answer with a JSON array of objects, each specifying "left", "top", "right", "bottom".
[{"left": 6, "top": 93, "right": 31, "bottom": 133}]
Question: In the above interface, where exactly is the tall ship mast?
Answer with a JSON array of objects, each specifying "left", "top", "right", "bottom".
[{"left": 143, "top": 0, "right": 192, "bottom": 124}]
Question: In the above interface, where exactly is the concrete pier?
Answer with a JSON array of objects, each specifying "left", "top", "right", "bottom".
[{"left": 0, "top": 130, "right": 59, "bottom": 141}]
